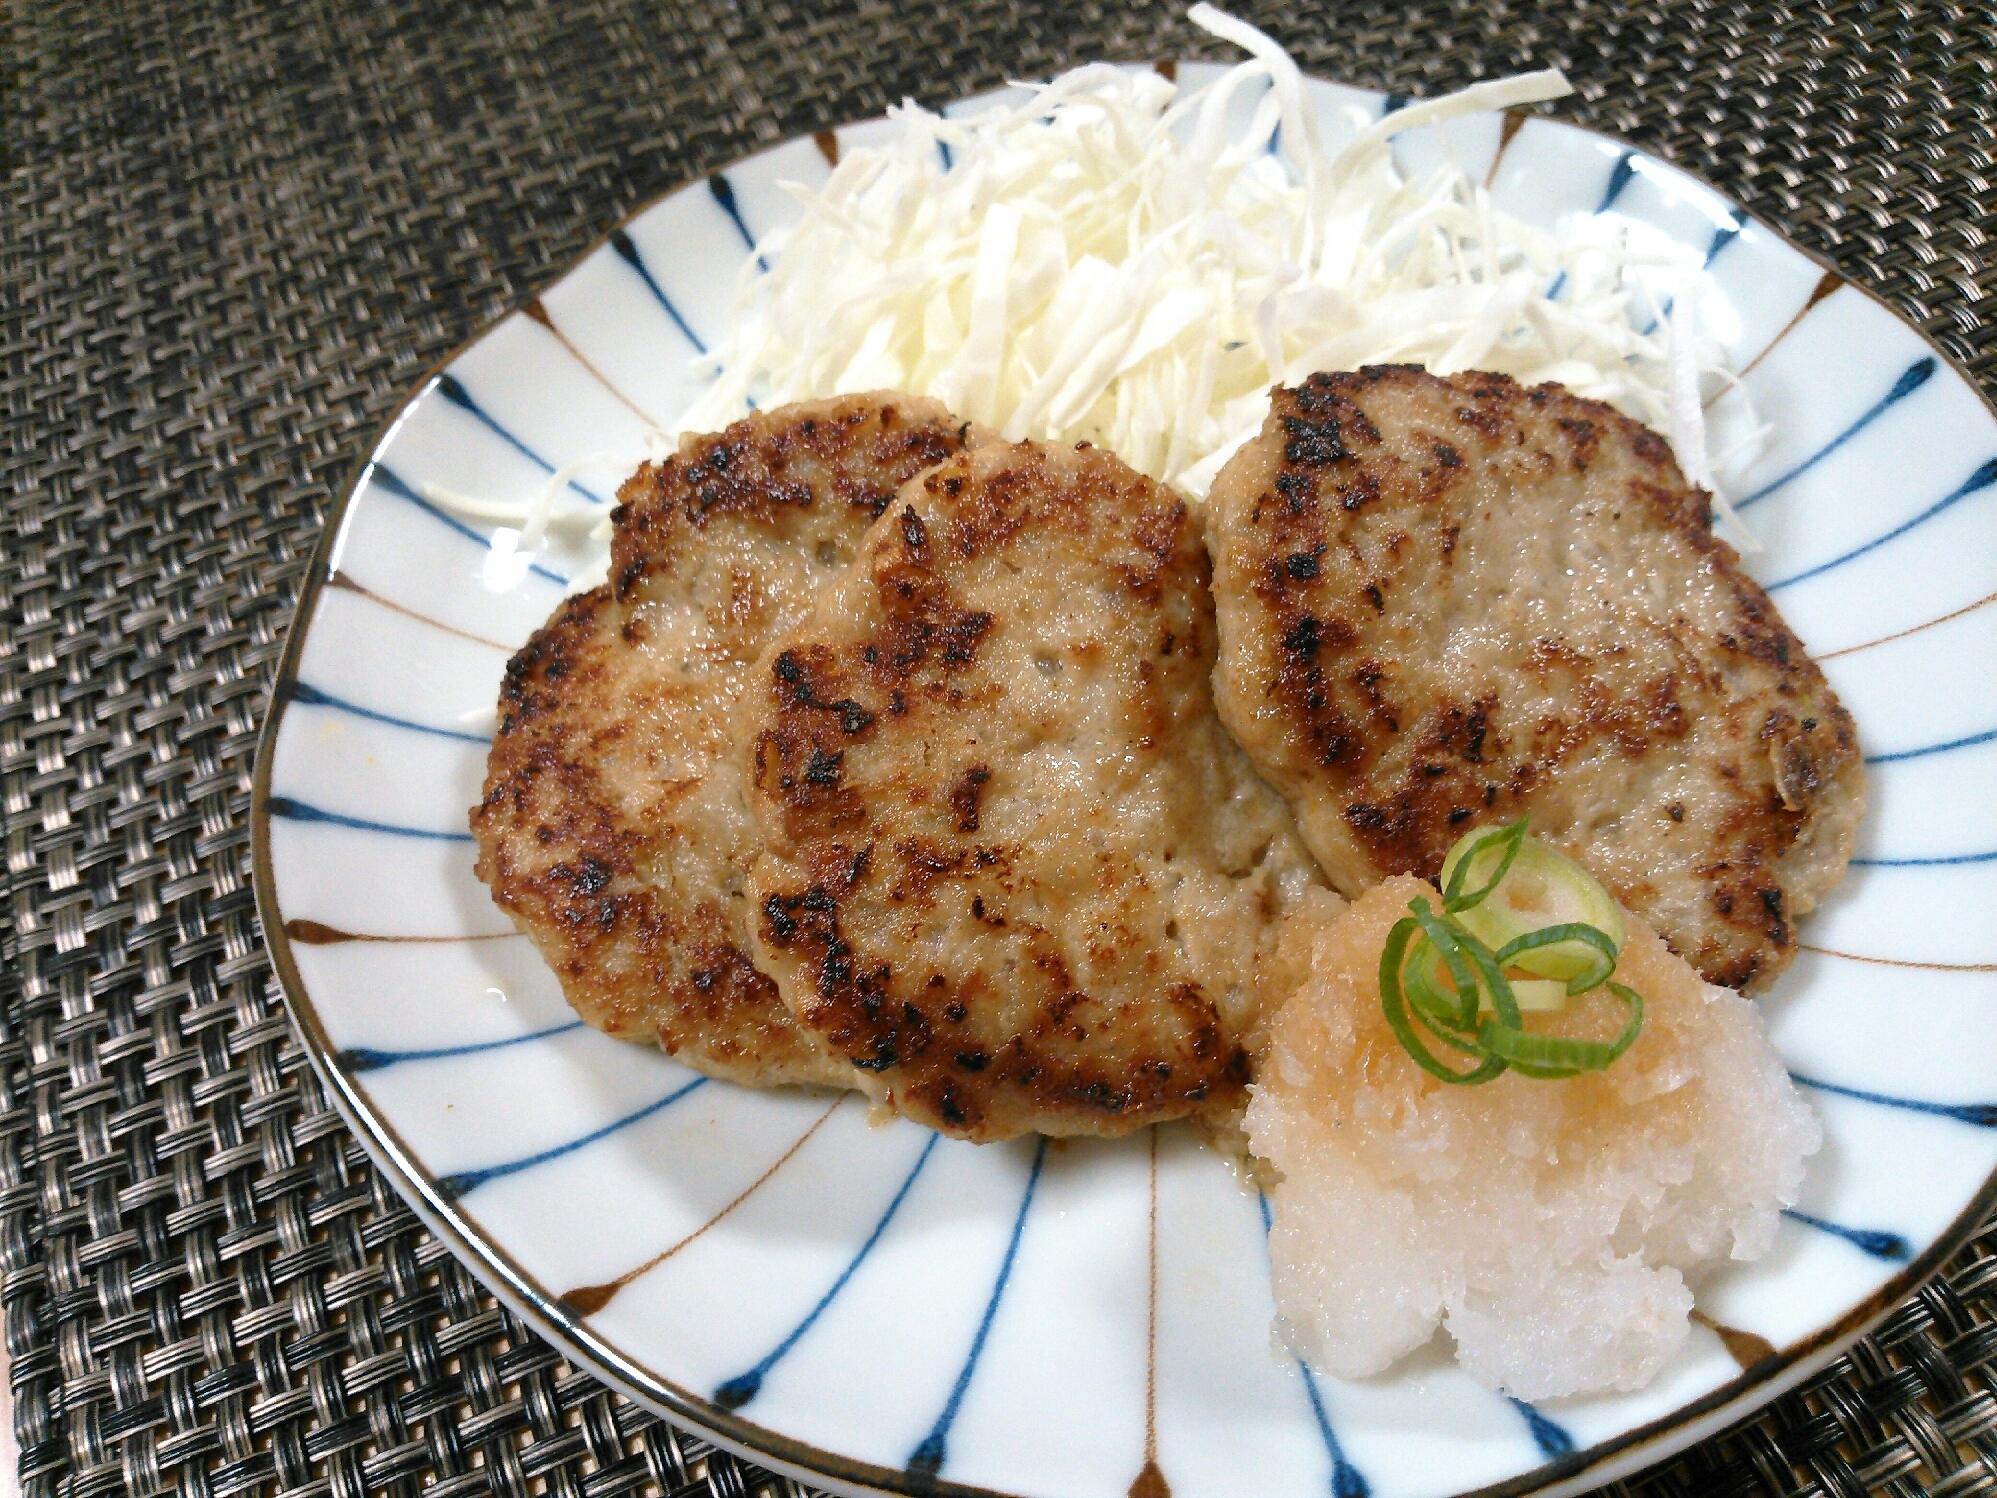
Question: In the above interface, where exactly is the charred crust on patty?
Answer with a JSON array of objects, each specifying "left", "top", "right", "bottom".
[
  {"left": 472, "top": 587, "right": 803, "bottom": 1071},
  {"left": 1207, "top": 366, "right": 1862, "bottom": 993},
  {"left": 949, "top": 764, "right": 992, "bottom": 832},
  {"left": 745, "top": 436, "right": 1322, "bottom": 1138},
  {"left": 611, "top": 396, "right": 965, "bottom": 601},
  {"left": 753, "top": 858, "right": 1238, "bottom": 1135},
  {"left": 472, "top": 395, "right": 973, "bottom": 1090}
]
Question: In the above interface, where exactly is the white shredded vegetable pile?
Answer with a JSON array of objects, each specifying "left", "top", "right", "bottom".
[
  {"left": 675, "top": 4, "right": 1751, "bottom": 520},
  {"left": 431, "top": 3, "right": 1761, "bottom": 593}
]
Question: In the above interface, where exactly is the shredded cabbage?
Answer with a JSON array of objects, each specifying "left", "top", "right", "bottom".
[
  {"left": 430, "top": 5, "right": 1762, "bottom": 584},
  {"left": 420, "top": 440, "right": 656, "bottom": 595},
  {"left": 675, "top": 5, "right": 1754, "bottom": 530}
]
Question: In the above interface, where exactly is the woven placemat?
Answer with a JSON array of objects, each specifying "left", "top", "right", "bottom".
[{"left": 5, "top": 2, "right": 1996, "bottom": 1496}]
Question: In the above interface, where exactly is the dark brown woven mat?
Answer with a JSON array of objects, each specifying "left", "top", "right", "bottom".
[{"left": 5, "top": 2, "right": 1996, "bottom": 1496}]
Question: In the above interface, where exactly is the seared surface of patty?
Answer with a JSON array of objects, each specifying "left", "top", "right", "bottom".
[
  {"left": 471, "top": 393, "right": 967, "bottom": 1086},
  {"left": 1206, "top": 367, "right": 1863, "bottom": 993},
  {"left": 742, "top": 438, "right": 1324, "bottom": 1141}
]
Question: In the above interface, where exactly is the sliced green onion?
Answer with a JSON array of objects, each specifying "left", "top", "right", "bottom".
[
  {"left": 1452, "top": 926, "right": 1526, "bottom": 1031},
  {"left": 1408, "top": 898, "right": 1481, "bottom": 1030},
  {"left": 1506, "top": 979, "right": 1570, "bottom": 1013},
  {"left": 1440, "top": 831, "right": 1626, "bottom": 983},
  {"left": 1476, "top": 982, "right": 1643, "bottom": 1073},
  {"left": 1380, "top": 917, "right": 1509, "bottom": 1085},
  {"left": 1400, "top": 937, "right": 1483, "bottom": 1049},
  {"left": 1373, "top": 819, "right": 1646, "bottom": 1084},
  {"left": 1407, "top": 933, "right": 1569, "bottom": 1015},
  {"left": 1495, "top": 922, "right": 1618, "bottom": 995},
  {"left": 1440, "top": 818, "right": 1528, "bottom": 914}
]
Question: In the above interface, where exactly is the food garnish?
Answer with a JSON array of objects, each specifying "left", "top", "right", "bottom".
[
  {"left": 1380, "top": 820, "right": 1643, "bottom": 1084},
  {"left": 1439, "top": 817, "right": 1626, "bottom": 979},
  {"left": 1248, "top": 877, "right": 1819, "bottom": 1397},
  {"left": 427, "top": 9, "right": 1765, "bottom": 594},
  {"left": 673, "top": 7, "right": 1751, "bottom": 528}
]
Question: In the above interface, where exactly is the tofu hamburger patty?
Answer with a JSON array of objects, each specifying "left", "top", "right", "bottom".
[
  {"left": 742, "top": 437, "right": 1325, "bottom": 1139},
  {"left": 1204, "top": 366, "right": 1863, "bottom": 992},
  {"left": 471, "top": 393, "right": 969, "bottom": 1085}
]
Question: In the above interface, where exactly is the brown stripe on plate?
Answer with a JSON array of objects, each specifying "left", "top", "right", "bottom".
[
  {"left": 1711, "top": 270, "right": 1845, "bottom": 402},
  {"left": 1800, "top": 944, "right": 1997, "bottom": 974},
  {"left": 1817, "top": 585, "right": 1997, "bottom": 660},
  {"left": 1691, "top": 1310, "right": 1778, "bottom": 1370},
  {"left": 324, "top": 570, "right": 515, "bottom": 652},
  {"left": 814, "top": 129, "right": 839, "bottom": 166},
  {"left": 521, "top": 297, "right": 664, "bottom": 428},
  {"left": 1126, "top": 1125, "right": 1170, "bottom": 1498},
  {"left": 561, "top": 1095, "right": 846, "bottom": 1316},
  {"left": 283, "top": 919, "right": 523, "bottom": 946},
  {"left": 1482, "top": 107, "right": 1530, "bottom": 190}
]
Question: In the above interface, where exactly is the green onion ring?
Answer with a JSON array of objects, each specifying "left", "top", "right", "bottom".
[
  {"left": 1373, "top": 819, "right": 1648, "bottom": 1084},
  {"left": 1441, "top": 923, "right": 1525, "bottom": 1031},
  {"left": 1494, "top": 922, "right": 1619, "bottom": 995},
  {"left": 1440, "top": 817, "right": 1529, "bottom": 914},
  {"left": 1476, "top": 982, "right": 1644, "bottom": 1073},
  {"left": 1408, "top": 898, "right": 1483, "bottom": 1030},
  {"left": 1380, "top": 918, "right": 1510, "bottom": 1085},
  {"left": 1400, "top": 936, "right": 1478, "bottom": 1035},
  {"left": 1399, "top": 939, "right": 1489, "bottom": 1056}
]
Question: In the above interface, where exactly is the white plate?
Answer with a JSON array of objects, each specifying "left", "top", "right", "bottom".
[{"left": 252, "top": 65, "right": 1997, "bottom": 1498}]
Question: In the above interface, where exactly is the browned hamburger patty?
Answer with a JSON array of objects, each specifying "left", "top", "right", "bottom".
[
  {"left": 1206, "top": 367, "right": 1864, "bottom": 993},
  {"left": 741, "top": 438, "right": 1326, "bottom": 1141},
  {"left": 470, "top": 393, "right": 969, "bottom": 1086}
]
